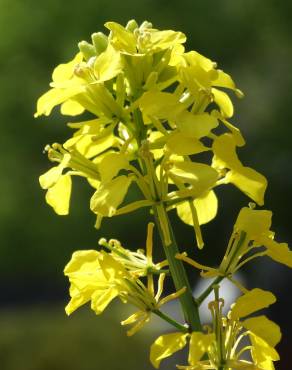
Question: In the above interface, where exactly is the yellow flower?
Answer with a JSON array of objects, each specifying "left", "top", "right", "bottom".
[
  {"left": 35, "top": 52, "right": 85, "bottom": 117},
  {"left": 99, "top": 223, "right": 168, "bottom": 277},
  {"left": 150, "top": 332, "right": 189, "bottom": 368},
  {"left": 39, "top": 153, "right": 72, "bottom": 215},
  {"left": 64, "top": 250, "right": 119, "bottom": 315},
  {"left": 179, "top": 50, "right": 243, "bottom": 118},
  {"left": 219, "top": 206, "right": 292, "bottom": 274},
  {"left": 165, "top": 289, "right": 281, "bottom": 370},
  {"left": 212, "top": 134, "right": 267, "bottom": 205},
  {"left": 150, "top": 331, "right": 215, "bottom": 369},
  {"left": 177, "top": 205, "right": 292, "bottom": 279},
  {"left": 36, "top": 20, "right": 265, "bottom": 245}
]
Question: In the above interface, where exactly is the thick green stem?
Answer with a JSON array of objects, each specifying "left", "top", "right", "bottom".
[
  {"left": 152, "top": 205, "right": 202, "bottom": 332},
  {"left": 153, "top": 309, "right": 188, "bottom": 333},
  {"left": 132, "top": 107, "right": 202, "bottom": 332}
]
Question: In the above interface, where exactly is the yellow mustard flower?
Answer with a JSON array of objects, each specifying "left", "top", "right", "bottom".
[
  {"left": 64, "top": 223, "right": 188, "bottom": 336},
  {"left": 150, "top": 288, "right": 280, "bottom": 369},
  {"left": 98, "top": 223, "right": 168, "bottom": 277},
  {"left": 176, "top": 205, "right": 291, "bottom": 281},
  {"left": 64, "top": 250, "right": 119, "bottom": 315},
  {"left": 212, "top": 134, "right": 267, "bottom": 206},
  {"left": 36, "top": 20, "right": 267, "bottom": 248}
]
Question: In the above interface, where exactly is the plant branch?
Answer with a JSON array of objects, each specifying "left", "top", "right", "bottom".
[{"left": 153, "top": 309, "right": 188, "bottom": 333}]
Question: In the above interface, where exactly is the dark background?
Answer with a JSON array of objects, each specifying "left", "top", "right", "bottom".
[{"left": 0, "top": 0, "right": 291, "bottom": 369}]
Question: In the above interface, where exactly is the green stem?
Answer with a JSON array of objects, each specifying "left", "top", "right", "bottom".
[
  {"left": 196, "top": 276, "right": 224, "bottom": 306},
  {"left": 153, "top": 309, "right": 188, "bottom": 333},
  {"left": 132, "top": 108, "right": 202, "bottom": 332},
  {"left": 152, "top": 205, "right": 202, "bottom": 332}
]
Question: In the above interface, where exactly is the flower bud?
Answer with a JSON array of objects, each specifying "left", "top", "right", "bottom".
[
  {"left": 78, "top": 41, "right": 96, "bottom": 60},
  {"left": 91, "top": 32, "right": 108, "bottom": 55},
  {"left": 126, "top": 19, "right": 138, "bottom": 32}
]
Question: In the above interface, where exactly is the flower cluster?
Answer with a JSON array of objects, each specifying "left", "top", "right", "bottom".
[
  {"left": 36, "top": 19, "right": 267, "bottom": 248},
  {"left": 150, "top": 287, "right": 281, "bottom": 369},
  {"left": 64, "top": 223, "right": 184, "bottom": 336},
  {"left": 36, "top": 20, "right": 291, "bottom": 370}
]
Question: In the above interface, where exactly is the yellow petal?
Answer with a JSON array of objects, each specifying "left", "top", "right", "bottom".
[
  {"left": 184, "top": 50, "right": 214, "bottom": 71},
  {"left": 211, "top": 111, "right": 245, "bottom": 146},
  {"left": 35, "top": 86, "right": 84, "bottom": 117},
  {"left": 138, "top": 91, "right": 185, "bottom": 120},
  {"left": 212, "top": 133, "right": 241, "bottom": 169},
  {"left": 105, "top": 21, "right": 136, "bottom": 54},
  {"left": 250, "top": 333, "right": 279, "bottom": 368},
  {"left": 226, "top": 167, "right": 267, "bottom": 206},
  {"left": 98, "top": 251, "right": 127, "bottom": 281},
  {"left": 235, "top": 207, "right": 272, "bottom": 240},
  {"left": 226, "top": 359, "right": 262, "bottom": 369},
  {"left": 212, "top": 87, "right": 234, "bottom": 118},
  {"left": 150, "top": 332, "right": 188, "bottom": 368},
  {"left": 260, "top": 237, "right": 292, "bottom": 268},
  {"left": 39, "top": 153, "right": 71, "bottom": 189},
  {"left": 212, "top": 70, "right": 236, "bottom": 90},
  {"left": 94, "top": 44, "right": 122, "bottom": 82},
  {"left": 64, "top": 250, "right": 106, "bottom": 315},
  {"left": 60, "top": 99, "right": 85, "bottom": 116},
  {"left": 91, "top": 286, "right": 119, "bottom": 314},
  {"left": 242, "top": 315, "right": 281, "bottom": 347},
  {"left": 39, "top": 166, "right": 63, "bottom": 189},
  {"left": 64, "top": 132, "right": 117, "bottom": 159},
  {"left": 166, "top": 133, "right": 210, "bottom": 156},
  {"left": 64, "top": 250, "right": 100, "bottom": 275},
  {"left": 213, "top": 134, "right": 267, "bottom": 205},
  {"left": 98, "top": 152, "right": 129, "bottom": 182},
  {"left": 169, "top": 161, "right": 218, "bottom": 197},
  {"left": 90, "top": 176, "right": 132, "bottom": 217},
  {"left": 177, "top": 190, "right": 218, "bottom": 226},
  {"left": 231, "top": 288, "right": 276, "bottom": 320},
  {"left": 188, "top": 332, "right": 214, "bottom": 365},
  {"left": 148, "top": 29, "right": 186, "bottom": 51},
  {"left": 65, "top": 283, "right": 91, "bottom": 315},
  {"left": 45, "top": 174, "right": 72, "bottom": 215},
  {"left": 52, "top": 52, "right": 83, "bottom": 83},
  {"left": 176, "top": 112, "right": 218, "bottom": 138}
]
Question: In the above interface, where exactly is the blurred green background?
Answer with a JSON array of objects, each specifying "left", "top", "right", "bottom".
[{"left": 0, "top": 0, "right": 292, "bottom": 369}]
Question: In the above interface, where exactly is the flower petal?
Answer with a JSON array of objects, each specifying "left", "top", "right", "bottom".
[
  {"left": 98, "top": 152, "right": 129, "bottom": 182},
  {"left": 60, "top": 99, "right": 85, "bottom": 116},
  {"left": 188, "top": 332, "right": 214, "bottom": 365},
  {"left": 34, "top": 86, "right": 85, "bottom": 117},
  {"left": 250, "top": 333, "right": 279, "bottom": 369},
  {"left": 52, "top": 52, "right": 83, "bottom": 83},
  {"left": 234, "top": 207, "right": 272, "bottom": 240},
  {"left": 212, "top": 87, "right": 234, "bottom": 118},
  {"left": 91, "top": 286, "right": 119, "bottom": 314},
  {"left": 226, "top": 167, "right": 267, "bottom": 206},
  {"left": 150, "top": 332, "right": 188, "bottom": 368},
  {"left": 45, "top": 174, "right": 72, "bottom": 215},
  {"left": 94, "top": 44, "right": 122, "bottom": 82},
  {"left": 176, "top": 112, "right": 218, "bottom": 139},
  {"left": 230, "top": 288, "right": 276, "bottom": 320},
  {"left": 166, "top": 133, "right": 210, "bottom": 155},
  {"left": 177, "top": 190, "right": 218, "bottom": 226},
  {"left": 169, "top": 161, "right": 218, "bottom": 197},
  {"left": 260, "top": 237, "right": 292, "bottom": 268},
  {"left": 139, "top": 91, "right": 185, "bottom": 120},
  {"left": 90, "top": 175, "right": 132, "bottom": 218},
  {"left": 242, "top": 315, "right": 281, "bottom": 347}
]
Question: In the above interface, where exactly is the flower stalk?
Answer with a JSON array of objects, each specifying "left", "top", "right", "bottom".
[{"left": 152, "top": 204, "right": 202, "bottom": 332}]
